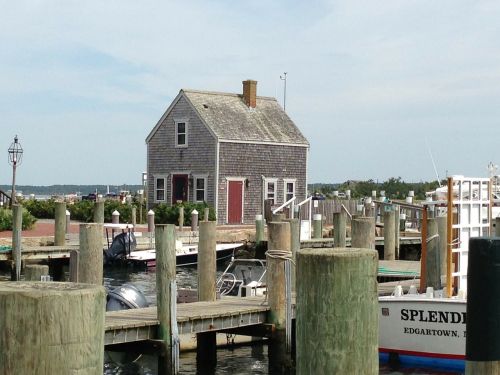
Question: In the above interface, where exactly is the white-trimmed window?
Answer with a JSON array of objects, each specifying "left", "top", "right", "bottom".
[
  {"left": 283, "top": 179, "right": 296, "bottom": 202},
  {"left": 194, "top": 175, "right": 207, "bottom": 202},
  {"left": 265, "top": 178, "right": 278, "bottom": 205},
  {"left": 175, "top": 119, "right": 188, "bottom": 147},
  {"left": 155, "top": 176, "right": 167, "bottom": 202}
]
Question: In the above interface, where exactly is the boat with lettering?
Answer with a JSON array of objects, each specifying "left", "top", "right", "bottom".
[{"left": 379, "top": 176, "right": 494, "bottom": 370}]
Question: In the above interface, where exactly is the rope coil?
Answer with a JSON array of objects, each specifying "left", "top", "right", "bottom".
[{"left": 265, "top": 250, "right": 295, "bottom": 265}]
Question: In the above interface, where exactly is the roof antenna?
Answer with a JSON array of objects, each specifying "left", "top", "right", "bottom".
[
  {"left": 426, "top": 138, "right": 442, "bottom": 187},
  {"left": 280, "top": 72, "right": 287, "bottom": 112}
]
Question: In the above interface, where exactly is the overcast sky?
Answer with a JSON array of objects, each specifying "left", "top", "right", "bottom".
[{"left": 1, "top": 1, "right": 499, "bottom": 186}]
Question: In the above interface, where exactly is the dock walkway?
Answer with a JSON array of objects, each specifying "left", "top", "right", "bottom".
[
  {"left": 105, "top": 265, "right": 421, "bottom": 347},
  {"left": 105, "top": 296, "right": 269, "bottom": 346}
]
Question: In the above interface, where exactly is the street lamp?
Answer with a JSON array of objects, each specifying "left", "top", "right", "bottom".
[{"left": 8, "top": 135, "right": 23, "bottom": 207}]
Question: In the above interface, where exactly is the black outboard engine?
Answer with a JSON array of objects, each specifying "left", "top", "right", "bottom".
[
  {"left": 106, "top": 284, "right": 149, "bottom": 311},
  {"left": 103, "top": 232, "right": 137, "bottom": 266},
  {"left": 106, "top": 284, "right": 149, "bottom": 365}
]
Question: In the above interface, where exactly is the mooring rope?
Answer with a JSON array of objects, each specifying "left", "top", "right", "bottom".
[
  {"left": 265, "top": 250, "right": 295, "bottom": 264},
  {"left": 426, "top": 233, "right": 439, "bottom": 243}
]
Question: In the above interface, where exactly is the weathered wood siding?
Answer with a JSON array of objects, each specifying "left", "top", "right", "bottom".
[
  {"left": 147, "top": 95, "right": 217, "bottom": 209},
  {"left": 218, "top": 143, "right": 308, "bottom": 224}
]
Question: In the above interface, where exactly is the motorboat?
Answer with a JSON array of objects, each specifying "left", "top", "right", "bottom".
[
  {"left": 216, "top": 258, "right": 267, "bottom": 297},
  {"left": 102, "top": 223, "right": 243, "bottom": 267},
  {"left": 127, "top": 242, "right": 244, "bottom": 267},
  {"left": 379, "top": 176, "right": 494, "bottom": 371}
]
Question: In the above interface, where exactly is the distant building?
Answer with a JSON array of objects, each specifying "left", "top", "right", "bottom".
[{"left": 145, "top": 80, "right": 309, "bottom": 224}]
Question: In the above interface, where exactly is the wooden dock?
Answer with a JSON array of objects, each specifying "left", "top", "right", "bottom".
[
  {"left": 105, "top": 296, "right": 270, "bottom": 346},
  {"left": 105, "top": 271, "right": 421, "bottom": 347},
  {"left": 0, "top": 245, "right": 79, "bottom": 262},
  {"left": 301, "top": 236, "right": 421, "bottom": 248}
]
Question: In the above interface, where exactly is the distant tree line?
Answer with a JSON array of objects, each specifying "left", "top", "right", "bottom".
[{"left": 308, "top": 177, "right": 443, "bottom": 200}]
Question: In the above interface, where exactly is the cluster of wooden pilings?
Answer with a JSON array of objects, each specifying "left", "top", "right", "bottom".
[
  {"left": 4, "top": 199, "right": 500, "bottom": 374},
  {"left": 258, "top": 216, "right": 380, "bottom": 374}
]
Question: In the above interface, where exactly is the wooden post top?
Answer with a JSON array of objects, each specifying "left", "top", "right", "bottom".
[{"left": 0, "top": 282, "right": 105, "bottom": 296}]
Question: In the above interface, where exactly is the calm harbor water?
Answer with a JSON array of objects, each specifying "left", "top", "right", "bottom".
[
  {"left": 0, "top": 265, "right": 462, "bottom": 375},
  {"left": 102, "top": 266, "right": 462, "bottom": 375}
]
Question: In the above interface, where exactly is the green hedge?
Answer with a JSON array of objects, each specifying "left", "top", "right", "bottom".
[
  {"left": 154, "top": 202, "right": 216, "bottom": 225},
  {"left": 0, "top": 208, "right": 37, "bottom": 231},
  {"left": 22, "top": 198, "right": 56, "bottom": 219},
  {"left": 22, "top": 199, "right": 147, "bottom": 224},
  {"left": 20, "top": 198, "right": 215, "bottom": 226}
]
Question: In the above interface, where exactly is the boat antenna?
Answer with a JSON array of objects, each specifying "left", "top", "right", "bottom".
[
  {"left": 280, "top": 72, "right": 287, "bottom": 112},
  {"left": 487, "top": 162, "right": 498, "bottom": 178},
  {"left": 426, "top": 138, "right": 442, "bottom": 187}
]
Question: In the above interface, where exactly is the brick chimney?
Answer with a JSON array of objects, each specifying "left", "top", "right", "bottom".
[{"left": 242, "top": 80, "right": 257, "bottom": 108}]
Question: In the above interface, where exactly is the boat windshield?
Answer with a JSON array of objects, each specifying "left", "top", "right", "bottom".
[{"left": 220, "top": 259, "right": 267, "bottom": 285}]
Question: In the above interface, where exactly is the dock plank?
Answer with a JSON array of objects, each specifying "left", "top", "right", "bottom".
[{"left": 105, "top": 296, "right": 270, "bottom": 345}]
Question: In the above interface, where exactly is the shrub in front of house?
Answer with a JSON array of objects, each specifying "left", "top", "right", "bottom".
[
  {"left": 22, "top": 198, "right": 56, "bottom": 219},
  {"left": 154, "top": 202, "right": 215, "bottom": 226},
  {"left": 22, "top": 199, "right": 146, "bottom": 224},
  {"left": 0, "top": 207, "right": 37, "bottom": 231}
]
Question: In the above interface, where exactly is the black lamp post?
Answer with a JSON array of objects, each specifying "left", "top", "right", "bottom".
[{"left": 8, "top": 135, "right": 23, "bottom": 207}]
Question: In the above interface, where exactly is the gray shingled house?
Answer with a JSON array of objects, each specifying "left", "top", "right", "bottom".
[{"left": 146, "top": 80, "right": 309, "bottom": 224}]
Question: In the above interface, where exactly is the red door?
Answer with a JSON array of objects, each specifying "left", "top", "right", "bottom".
[
  {"left": 227, "top": 181, "right": 243, "bottom": 224},
  {"left": 172, "top": 174, "right": 188, "bottom": 204}
]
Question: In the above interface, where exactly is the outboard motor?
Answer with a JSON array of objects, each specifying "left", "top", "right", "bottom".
[
  {"left": 106, "top": 284, "right": 149, "bottom": 311},
  {"left": 103, "top": 232, "right": 137, "bottom": 266},
  {"left": 106, "top": 284, "right": 149, "bottom": 365}
]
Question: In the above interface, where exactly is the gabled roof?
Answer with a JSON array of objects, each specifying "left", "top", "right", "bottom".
[{"left": 146, "top": 89, "right": 309, "bottom": 147}]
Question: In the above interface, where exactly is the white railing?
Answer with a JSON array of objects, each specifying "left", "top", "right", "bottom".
[{"left": 272, "top": 196, "right": 297, "bottom": 218}]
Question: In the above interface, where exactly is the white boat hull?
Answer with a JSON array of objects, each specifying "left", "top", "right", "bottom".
[
  {"left": 126, "top": 243, "right": 243, "bottom": 267},
  {"left": 379, "top": 295, "right": 466, "bottom": 368}
]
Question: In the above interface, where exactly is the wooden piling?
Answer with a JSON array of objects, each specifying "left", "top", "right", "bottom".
[
  {"left": 93, "top": 200, "right": 104, "bottom": 223},
  {"left": 178, "top": 207, "right": 184, "bottom": 231},
  {"left": 466, "top": 238, "right": 500, "bottom": 374},
  {"left": 333, "top": 211, "right": 346, "bottom": 248},
  {"left": 11, "top": 204, "right": 22, "bottom": 281},
  {"left": 156, "top": 224, "right": 178, "bottom": 375},
  {"left": 267, "top": 222, "right": 293, "bottom": 373},
  {"left": 131, "top": 206, "right": 137, "bottom": 227},
  {"left": 69, "top": 250, "right": 79, "bottom": 282},
  {"left": 197, "top": 221, "right": 217, "bottom": 368},
  {"left": 436, "top": 215, "right": 447, "bottom": 279},
  {"left": 312, "top": 214, "right": 322, "bottom": 239},
  {"left": 255, "top": 214, "right": 265, "bottom": 245},
  {"left": 284, "top": 218, "right": 300, "bottom": 291},
  {"left": 54, "top": 201, "right": 66, "bottom": 246},
  {"left": 272, "top": 213, "right": 285, "bottom": 222},
  {"left": 351, "top": 217, "right": 375, "bottom": 249},
  {"left": 264, "top": 199, "right": 272, "bottom": 223},
  {"left": 191, "top": 209, "right": 198, "bottom": 232},
  {"left": 66, "top": 210, "right": 70, "bottom": 235},
  {"left": 296, "top": 248, "right": 378, "bottom": 374},
  {"left": 268, "top": 222, "right": 291, "bottom": 252},
  {"left": 383, "top": 209, "right": 395, "bottom": 260},
  {"left": 78, "top": 223, "right": 103, "bottom": 285},
  {"left": 425, "top": 218, "right": 441, "bottom": 290},
  {"left": 394, "top": 204, "right": 400, "bottom": 258},
  {"left": 24, "top": 264, "right": 49, "bottom": 281},
  {"left": 0, "top": 282, "right": 105, "bottom": 374}
]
